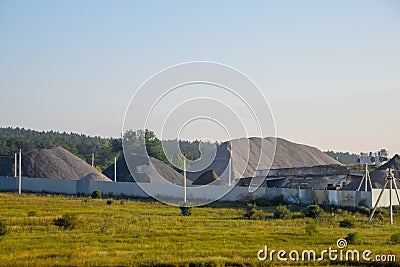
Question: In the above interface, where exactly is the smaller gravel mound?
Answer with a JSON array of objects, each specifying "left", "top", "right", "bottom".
[
  {"left": 103, "top": 154, "right": 191, "bottom": 185},
  {"left": 81, "top": 172, "right": 112, "bottom": 182}
]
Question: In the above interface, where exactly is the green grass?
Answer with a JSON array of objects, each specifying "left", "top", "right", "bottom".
[{"left": 0, "top": 193, "right": 399, "bottom": 266}]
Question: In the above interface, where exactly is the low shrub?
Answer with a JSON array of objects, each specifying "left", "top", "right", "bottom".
[
  {"left": 393, "top": 205, "right": 400, "bottom": 214},
  {"left": 390, "top": 232, "right": 400, "bottom": 244},
  {"left": 106, "top": 199, "right": 114, "bottom": 205},
  {"left": 180, "top": 206, "right": 192, "bottom": 216},
  {"left": 375, "top": 213, "right": 385, "bottom": 222},
  {"left": 0, "top": 220, "right": 8, "bottom": 236},
  {"left": 254, "top": 197, "right": 271, "bottom": 207},
  {"left": 375, "top": 207, "right": 389, "bottom": 216},
  {"left": 244, "top": 203, "right": 259, "bottom": 220},
  {"left": 322, "top": 204, "right": 337, "bottom": 213},
  {"left": 339, "top": 219, "right": 355, "bottom": 228},
  {"left": 91, "top": 190, "right": 102, "bottom": 199},
  {"left": 271, "top": 195, "right": 289, "bottom": 206},
  {"left": 357, "top": 206, "right": 370, "bottom": 216},
  {"left": 273, "top": 206, "right": 291, "bottom": 220},
  {"left": 53, "top": 214, "right": 79, "bottom": 230},
  {"left": 304, "top": 204, "right": 323, "bottom": 219},
  {"left": 345, "top": 232, "right": 359, "bottom": 245},
  {"left": 305, "top": 222, "right": 319, "bottom": 236},
  {"left": 27, "top": 211, "right": 37, "bottom": 217}
]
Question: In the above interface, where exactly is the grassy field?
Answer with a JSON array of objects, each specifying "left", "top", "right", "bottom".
[{"left": 0, "top": 193, "right": 399, "bottom": 266}]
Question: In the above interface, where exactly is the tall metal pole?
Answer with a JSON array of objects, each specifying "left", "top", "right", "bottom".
[
  {"left": 183, "top": 155, "right": 187, "bottom": 203},
  {"left": 364, "top": 164, "right": 368, "bottom": 191},
  {"left": 390, "top": 168, "right": 393, "bottom": 225},
  {"left": 18, "top": 149, "right": 21, "bottom": 195},
  {"left": 114, "top": 157, "right": 117, "bottom": 183},
  {"left": 229, "top": 156, "right": 232, "bottom": 187},
  {"left": 228, "top": 141, "right": 232, "bottom": 186},
  {"left": 14, "top": 153, "right": 16, "bottom": 177}
]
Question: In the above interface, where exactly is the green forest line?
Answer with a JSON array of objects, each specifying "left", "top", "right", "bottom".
[{"left": 0, "top": 127, "right": 357, "bottom": 172}]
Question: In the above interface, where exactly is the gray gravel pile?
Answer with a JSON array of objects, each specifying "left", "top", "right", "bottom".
[
  {"left": 187, "top": 137, "right": 341, "bottom": 181},
  {"left": 81, "top": 172, "right": 113, "bottom": 182},
  {"left": 0, "top": 146, "right": 111, "bottom": 181},
  {"left": 103, "top": 154, "right": 190, "bottom": 185}
]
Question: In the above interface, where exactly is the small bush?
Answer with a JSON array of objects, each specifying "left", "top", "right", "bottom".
[
  {"left": 271, "top": 195, "right": 289, "bottom": 206},
  {"left": 27, "top": 211, "right": 37, "bottom": 217},
  {"left": 345, "top": 232, "right": 359, "bottom": 245},
  {"left": 120, "top": 200, "right": 126, "bottom": 205},
  {"left": 357, "top": 206, "right": 370, "bottom": 216},
  {"left": 375, "top": 207, "right": 389, "bottom": 216},
  {"left": 0, "top": 220, "right": 8, "bottom": 236},
  {"left": 305, "top": 222, "right": 319, "bottom": 236},
  {"left": 254, "top": 197, "right": 271, "bottom": 207},
  {"left": 322, "top": 204, "right": 336, "bottom": 213},
  {"left": 339, "top": 219, "right": 355, "bottom": 228},
  {"left": 53, "top": 214, "right": 79, "bottom": 230},
  {"left": 375, "top": 213, "right": 385, "bottom": 222},
  {"left": 390, "top": 232, "right": 400, "bottom": 244},
  {"left": 244, "top": 203, "right": 259, "bottom": 220},
  {"left": 106, "top": 199, "right": 114, "bottom": 205},
  {"left": 393, "top": 206, "right": 400, "bottom": 214},
  {"left": 179, "top": 206, "right": 192, "bottom": 216},
  {"left": 305, "top": 204, "right": 323, "bottom": 219},
  {"left": 91, "top": 190, "right": 102, "bottom": 199},
  {"left": 273, "top": 206, "right": 291, "bottom": 219}
]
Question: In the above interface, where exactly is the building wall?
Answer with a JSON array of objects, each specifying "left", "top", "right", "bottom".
[
  {"left": 257, "top": 164, "right": 348, "bottom": 177},
  {"left": 0, "top": 176, "right": 397, "bottom": 208}
]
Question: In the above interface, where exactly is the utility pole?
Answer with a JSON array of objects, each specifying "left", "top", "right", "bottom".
[
  {"left": 230, "top": 142, "right": 233, "bottom": 186},
  {"left": 114, "top": 157, "right": 117, "bottom": 183},
  {"left": 18, "top": 149, "right": 21, "bottom": 195},
  {"left": 91, "top": 153, "right": 94, "bottom": 167},
  {"left": 357, "top": 164, "right": 372, "bottom": 192},
  {"left": 228, "top": 141, "right": 232, "bottom": 186},
  {"left": 390, "top": 169, "right": 393, "bottom": 225},
  {"left": 183, "top": 153, "right": 187, "bottom": 203},
  {"left": 14, "top": 153, "right": 17, "bottom": 177},
  {"left": 365, "top": 164, "right": 368, "bottom": 191}
]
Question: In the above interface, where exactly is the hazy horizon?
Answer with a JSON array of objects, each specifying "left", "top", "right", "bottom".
[{"left": 1, "top": 1, "right": 399, "bottom": 154}]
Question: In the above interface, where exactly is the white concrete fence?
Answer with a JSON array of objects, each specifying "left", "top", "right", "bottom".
[{"left": 0, "top": 176, "right": 398, "bottom": 208}]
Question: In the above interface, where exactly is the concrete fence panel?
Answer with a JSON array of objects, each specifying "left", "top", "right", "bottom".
[{"left": 1, "top": 176, "right": 399, "bottom": 208}]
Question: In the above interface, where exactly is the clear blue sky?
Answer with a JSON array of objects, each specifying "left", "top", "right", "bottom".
[{"left": 0, "top": 1, "right": 399, "bottom": 154}]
